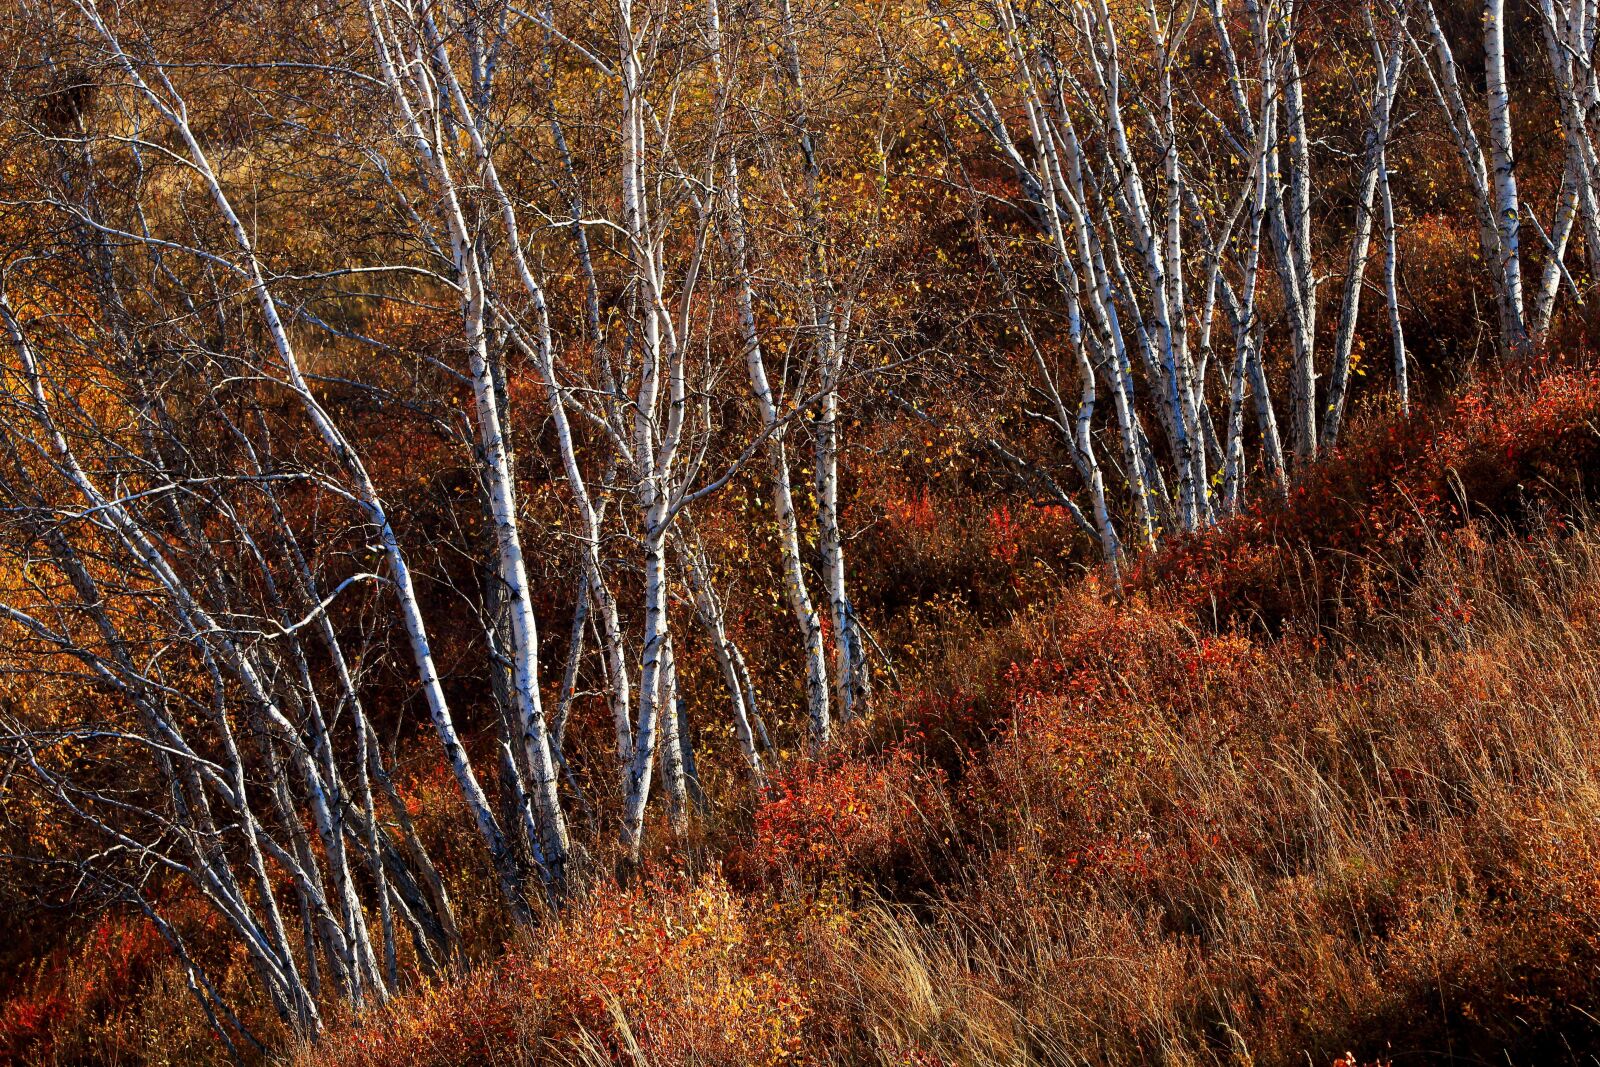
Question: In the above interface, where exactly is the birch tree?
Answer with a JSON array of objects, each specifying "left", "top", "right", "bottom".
[
  {"left": 1410, "top": 0, "right": 1532, "bottom": 356},
  {"left": 931, "top": 0, "right": 1429, "bottom": 554}
]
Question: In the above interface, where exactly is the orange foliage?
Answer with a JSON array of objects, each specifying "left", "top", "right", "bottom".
[{"left": 301, "top": 874, "right": 816, "bottom": 1067}]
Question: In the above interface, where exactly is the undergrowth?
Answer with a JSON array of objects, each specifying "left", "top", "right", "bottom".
[{"left": 8, "top": 364, "right": 1600, "bottom": 1066}]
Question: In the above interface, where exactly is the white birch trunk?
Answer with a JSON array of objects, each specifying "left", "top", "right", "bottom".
[
  {"left": 1485, "top": 0, "right": 1530, "bottom": 354},
  {"left": 724, "top": 154, "right": 833, "bottom": 750},
  {"left": 1378, "top": 147, "right": 1409, "bottom": 413},
  {"left": 1415, "top": 0, "right": 1524, "bottom": 358},
  {"left": 77, "top": 2, "right": 531, "bottom": 910},
  {"left": 1322, "top": 23, "right": 1406, "bottom": 450},
  {"left": 680, "top": 529, "right": 767, "bottom": 788}
]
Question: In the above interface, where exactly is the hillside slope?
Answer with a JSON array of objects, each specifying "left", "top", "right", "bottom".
[{"left": 262, "top": 362, "right": 1600, "bottom": 1067}]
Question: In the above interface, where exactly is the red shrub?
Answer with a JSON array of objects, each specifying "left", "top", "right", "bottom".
[
  {"left": 740, "top": 747, "right": 948, "bottom": 885},
  {"left": 1147, "top": 361, "right": 1600, "bottom": 630},
  {"left": 0, "top": 912, "right": 168, "bottom": 1063}
]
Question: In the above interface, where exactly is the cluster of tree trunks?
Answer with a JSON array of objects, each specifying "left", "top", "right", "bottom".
[{"left": 0, "top": 0, "right": 1592, "bottom": 1052}]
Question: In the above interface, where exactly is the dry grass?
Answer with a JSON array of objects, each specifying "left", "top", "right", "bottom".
[
  {"left": 810, "top": 520, "right": 1600, "bottom": 1066},
  {"left": 286, "top": 516, "right": 1600, "bottom": 1067}
]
